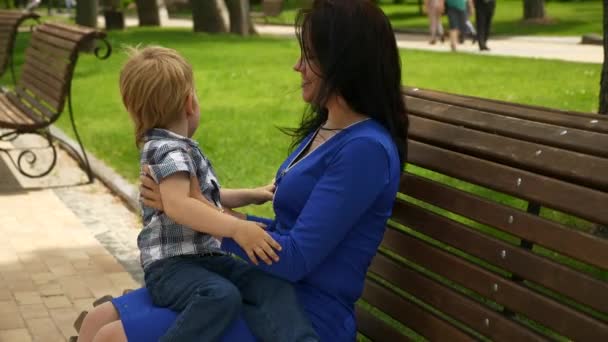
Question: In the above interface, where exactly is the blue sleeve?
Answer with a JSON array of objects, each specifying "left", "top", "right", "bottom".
[{"left": 222, "top": 138, "right": 390, "bottom": 282}]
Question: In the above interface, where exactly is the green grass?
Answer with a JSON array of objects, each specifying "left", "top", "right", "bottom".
[{"left": 254, "top": 0, "right": 602, "bottom": 36}]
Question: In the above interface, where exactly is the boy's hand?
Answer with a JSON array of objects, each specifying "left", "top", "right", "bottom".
[
  {"left": 251, "top": 181, "right": 276, "bottom": 205},
  {"left": 233, "top": 222, "right": 281, "bottom": 265}
]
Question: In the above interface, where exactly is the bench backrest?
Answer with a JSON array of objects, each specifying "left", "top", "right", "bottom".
[
  {"left": 356, "top": 88, "right": 608, "bottom": 341},
  {"left": 0, "top": 10, "right": 39, "bottom": 79},
  {"left": 8, "top": 22, "right": 107, "bottom": 125}
]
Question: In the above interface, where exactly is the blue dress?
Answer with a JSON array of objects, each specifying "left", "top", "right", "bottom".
[{"left": 112, "top": 119, "right": 402, "bottom": 341}]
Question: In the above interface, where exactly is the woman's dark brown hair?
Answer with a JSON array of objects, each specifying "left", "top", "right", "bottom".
[{"left": 286, "top": 0, "right": 408, "bottom": 167}]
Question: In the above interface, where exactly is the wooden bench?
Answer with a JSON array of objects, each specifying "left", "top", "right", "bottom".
[
  {"left": 356, "top": 87, "right": 608, "bottom": 341},
  {"left": 0, "top": 10, "right": 39, "bottom": 85},
  {"left": 0, "top": 22, "right": 111, "bottom": 180}
]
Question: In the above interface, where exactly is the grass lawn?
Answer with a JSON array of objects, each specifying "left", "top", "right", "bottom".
[{"left": 254, "top": 0, "right": 602, "bottom": 36}]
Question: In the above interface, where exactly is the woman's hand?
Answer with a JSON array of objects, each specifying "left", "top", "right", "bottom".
[
  {"left": 140, "top": 166, "right": 163, "bottom": 210},
  {"left": 140, "top": 165, "right": 205, "bottom": 210}
]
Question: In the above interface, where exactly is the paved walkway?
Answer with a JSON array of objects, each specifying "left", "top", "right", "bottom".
[
  {"left": 0, "top": 135, "right": 141, "bottom": 341},
  {"left": 100, "top": 16, "right": 603, "bottom": 64}
]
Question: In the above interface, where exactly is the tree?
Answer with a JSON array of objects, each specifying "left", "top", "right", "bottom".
[
  {"left": 136, "top": 0, "right": 166, "bottom": 26},
  {"left": 225, "top": 0, "right": 251, "bottom": 36},
  {"left": 523, "top": 0, "right": 545, "bottom": 20},
  {"left": 600, "top": 0, "right": 608, "bottom": 114},
  {"left": 76, "top": 0, "right": 97, "bottom": 28},
  {"left": 192, "top": 0, "right": 229, "bottom": 33}
]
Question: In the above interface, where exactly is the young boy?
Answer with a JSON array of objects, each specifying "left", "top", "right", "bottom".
[{"left": 120, "top": 46, "right": 318, "bottom": 342}]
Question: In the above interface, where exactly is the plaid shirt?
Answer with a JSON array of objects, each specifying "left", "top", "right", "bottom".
[{"left": 138, "top": 128, "right": 225, "bottom": 270}]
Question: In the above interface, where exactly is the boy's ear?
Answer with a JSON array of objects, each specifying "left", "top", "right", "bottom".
[{"left": 184, "top": 92, "right": 195, "bottom": 116}]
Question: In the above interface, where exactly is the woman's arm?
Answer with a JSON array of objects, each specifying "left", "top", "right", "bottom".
[{"left": 222, "top": 138, "right": 391, "bottom": 282}]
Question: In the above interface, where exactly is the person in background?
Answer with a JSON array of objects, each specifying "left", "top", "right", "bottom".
[
  {"left": 423, "top": 0, "right": 444, "bottom": 45},
  {"left": 445, "top": 0, "right": 473, "bottom": 51},
  {"left": 473, "top": 0, "right": 496, "bottom": 51}
]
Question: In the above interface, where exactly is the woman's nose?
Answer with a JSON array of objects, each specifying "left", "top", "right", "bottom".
[{"left": 293, "top": 56, "right": 304, "bottom": 72}]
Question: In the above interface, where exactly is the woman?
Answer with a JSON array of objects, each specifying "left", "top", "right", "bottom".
[
  {"left": 445, "top": 0, "right": 474, "bottom": 51},
  {"left": 423, "top": 0, "right": 445, "bottom": 45},
  {"left": 77, "top": 0, "right": 408, "bottom": 341}
]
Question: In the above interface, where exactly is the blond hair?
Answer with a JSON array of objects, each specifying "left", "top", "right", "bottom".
[{"left": 119, "top": 46, "right": 195, "bottom": 146}]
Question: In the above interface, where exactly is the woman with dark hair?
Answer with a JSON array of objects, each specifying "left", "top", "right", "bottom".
[{"left": 76, "top": 0, "right": 408, "bottom": 341}]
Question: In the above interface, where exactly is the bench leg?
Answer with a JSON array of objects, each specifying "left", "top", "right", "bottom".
[
  {"left": 65, "top": 93, "right": 94, "bottom": 184},
  {"left": 0, "top": 129, "right": 58, "bottom": 178}
]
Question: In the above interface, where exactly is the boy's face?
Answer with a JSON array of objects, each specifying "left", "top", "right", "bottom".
[{"left": 186, "top": 92, "right": 201, "bottom": 138}]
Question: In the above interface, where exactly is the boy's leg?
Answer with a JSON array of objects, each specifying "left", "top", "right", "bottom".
[
  {"left": 203, "top": 257, "right": 319, "bottom": 342},
  {"left": 145, "top": 256, "right": 242, "bottom": 342}
]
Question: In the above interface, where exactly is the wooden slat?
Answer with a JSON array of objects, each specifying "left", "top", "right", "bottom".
[
  {"left": 3, "top": 92, "right": 45, "bottom": 128},
  {"left": 355, "top": 306, "right": 411, "bottom": 342},
  {"left": 407, "top": 96, "right": 608, "bottom": 158},
  {"left": 19, "top": 72, "right": 63, "bottom": 111},
  {"left": 46, "top": 22, "right": 98, "bottom": 36},
  {"left": 362, "top": 280, "right": 473, "bottom": 341},
  {"left": 0, "top": 10, "right": 31, "bottom": 18},
  {"left": 409, "top": 115, "right": 608, "bottom": 191},
  {"left": 24, "top": 48, "right": 70, "bottom": 82},
  {"left": 404, "top": 87, "right": 608, "bottom": 134},
  {"left": 401, "top": 172, "right": 608, "bottom": 270},
  {"left": 0, "top": 94, "right": 34, "bottom": 126},
  {"left": 32, "top": 29, "right": 77, "bottom": 51},
  {"left": 30, "top": 38, "right": 73, "bottom": 61},
  {"left": 408, "top": 140, "right": 608, "bottom": 226},
  {"left": 369, "top": 254, "right": 547, "bottom": 342},
  {"left": 21, "top": 64, "right": 66, "bottom": 103},
  {"left": 381, "top": 228, "right": 608, "bottom": 341},
  {"left": 391, "top": 198, "right": 608, "bottom": 315},
  {"left": 12, "top": 87, "right": 56, "bottom": 121},
  {"left": 37, "top": 23, "right": 85, "bottom": 43}
]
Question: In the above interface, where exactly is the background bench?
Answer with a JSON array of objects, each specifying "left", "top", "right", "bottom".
[
  {"left": 356, "top": 87, "right": 608, "bottom": 341},
  {"left": 0, "top": 22, "right": 111, "bottom": 180},
  {"left": 0, "top": 10, "right": 39, "bottom": 85}
]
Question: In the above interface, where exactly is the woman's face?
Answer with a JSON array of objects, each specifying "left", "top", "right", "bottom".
[{"left": 293, "top": 50, "right": 321, "bottom": 104}]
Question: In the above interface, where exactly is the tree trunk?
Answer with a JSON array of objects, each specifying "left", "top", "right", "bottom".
[
  {"left": 136, "top": 0, "right": 162, "bottom": 26},
  {"left": 523, "top": 0, "right": 546, "bottom": 20},
  {"left": 225, "top": 0, "right": 250, "bottom": 36},
  {"left": 76, "top": 0, "right": 97, "bottom": 28},
  {"left": 600, "top": 0, "right": 608, "bottom": 114},
  {"left": 191, "top": 0, "right": 229, "bottom": 33}
]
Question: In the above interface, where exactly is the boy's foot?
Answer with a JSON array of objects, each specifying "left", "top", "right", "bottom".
[{"left": 429, "top": 39, "right": 437, "bottom": 45}]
